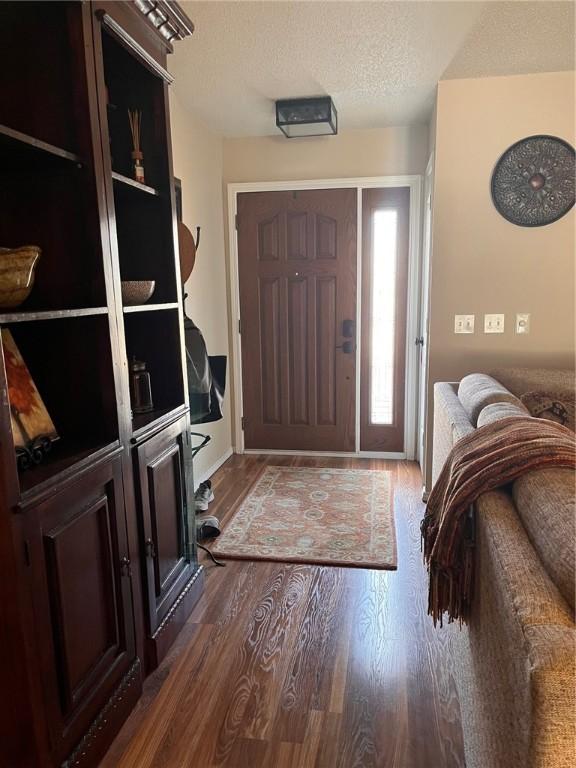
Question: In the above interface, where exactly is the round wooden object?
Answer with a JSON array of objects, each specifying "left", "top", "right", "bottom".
[{"left": 178, "top": 221, "right": 196, "bottom": 283}]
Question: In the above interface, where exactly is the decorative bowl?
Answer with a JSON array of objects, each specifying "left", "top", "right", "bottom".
[
  {"left": 0, "top": 245, "right": 41, "bottom": 309},
  {"left": 121, "top": 280, "right": 156, "bottom": 306}
]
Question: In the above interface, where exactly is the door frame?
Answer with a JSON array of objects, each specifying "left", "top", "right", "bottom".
[
  {"left": 227, "top": 175, "right": 423, "bottom": 460},
  {"left": 418, "top": 154, "right": 434, "bottom": 485}
]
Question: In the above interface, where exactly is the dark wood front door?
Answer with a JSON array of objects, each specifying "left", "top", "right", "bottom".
[
  {"left": 237, "top": 189, "right": 357, "bottom": 452},
  {"left": 360, "top": 187, "right": 410, "bottom": 452}
]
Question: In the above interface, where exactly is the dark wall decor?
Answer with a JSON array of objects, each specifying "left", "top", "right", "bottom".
[{"left": 490, "top": 135, "right": 575, "bottom": 227}]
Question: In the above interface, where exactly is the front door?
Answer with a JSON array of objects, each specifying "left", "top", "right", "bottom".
[{"left": 237, "top": 189, "right": 357, "bottom": 451}]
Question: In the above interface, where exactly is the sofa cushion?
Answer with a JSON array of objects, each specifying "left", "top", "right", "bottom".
[
  {"left": 513, "top": 468, "right": 575, "bottom": 611},
  {"left": 458, "top": 373, "right": 524, "bottom": 426},
  {"left": 490, "top": 367, "right": 575, "bottom": 400},
  {"left": 477, "top": 400, "right": 529, "bottom": 427},
  {"left": 520, "top": 391, "right": 575, "bottom": 432}
]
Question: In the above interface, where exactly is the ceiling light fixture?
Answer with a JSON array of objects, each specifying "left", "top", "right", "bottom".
[{"left": 275, "top": 96, "right": 338, "bottom": 138}]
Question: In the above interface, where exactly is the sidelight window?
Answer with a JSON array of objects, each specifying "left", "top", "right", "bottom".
[{"left": 370, "top": 209, "right": 398, "bottom": 425}]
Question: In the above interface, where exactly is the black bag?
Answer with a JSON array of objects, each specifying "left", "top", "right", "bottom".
[{"left": 183, "top": 315, "right": 227, "bottom": 424}]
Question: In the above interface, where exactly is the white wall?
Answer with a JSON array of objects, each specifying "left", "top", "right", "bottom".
[
  {"left": 170, "top": 90, "right": 233, "bottom": 483},
  {"left": 223, "top": 125, "right": 428, "bottom": 183}
]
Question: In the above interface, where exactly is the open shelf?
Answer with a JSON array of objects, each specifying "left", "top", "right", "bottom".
[
  {"left": 19, "top": 440, "right": 120, "bottom": 500},
  {"left": 123, "top": 302, "right": 179, "bottom": 314},
  {"left": 0, "top": 2, "right": 89, "bottom": 155},
  {"left": 131, "top": 405, "right": 188, "bottom": 443},
  {"left": 112, "top": 171, "right": 160, "bottom": 197},
  {"left": 102, "top": 31, "right": 169, "bottom": 192},
  {"left": 1, "top": 315, "right": 119, "bottom": 496},
  {"left": 102, "top": 29, "right": 178, "bottom": 306},
  {"left": 0, "top": 308, "right": 108, "bottom": 325},
  {"left": 0, "top": 158, "right": 108, "bottom": 311},
  {"left": 124, "top": 309, "right": 185, "bottom": 428},
  {"left": 114, "top": 187, "right": 178, "bottom": 304},
  {"left": 0, "top": 124, "right": 83, "bottom": 165}
]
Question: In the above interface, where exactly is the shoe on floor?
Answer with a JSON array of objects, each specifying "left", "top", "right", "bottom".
[
  {"left": 194, "top": 480, "right": 215, "bottom": 512},
  {"left": 196, "top": 514, "right": 221, "bottom": 540}
]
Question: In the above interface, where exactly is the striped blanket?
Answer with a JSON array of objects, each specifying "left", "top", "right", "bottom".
[{"left": 421, "top": 416, "right": 576, "bottom": 626}]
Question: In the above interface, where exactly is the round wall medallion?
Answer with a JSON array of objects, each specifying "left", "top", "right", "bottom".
[{"left": 491, "top": 135, "right": 575, "bottom": 227}]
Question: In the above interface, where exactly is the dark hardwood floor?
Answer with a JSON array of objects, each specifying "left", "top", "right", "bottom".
[{"left": 101, "top": 455, "right": 465, "bottom": 768}]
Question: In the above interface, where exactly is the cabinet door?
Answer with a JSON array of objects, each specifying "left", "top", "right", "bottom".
[
  {"left": 25, "top": 456, "right": 139, "bottom": 765},
  {"left": 135, "top": 419, "right": 194, "bottom": 636}
]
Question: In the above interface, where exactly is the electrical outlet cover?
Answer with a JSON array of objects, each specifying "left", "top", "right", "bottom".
[{"left": 516, "top": 313, "right": 530, "bottom": 334}]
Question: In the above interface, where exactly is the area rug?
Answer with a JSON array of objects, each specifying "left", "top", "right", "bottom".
[{"left": 212, "top": 466, "right": 396, "bottom": 569}]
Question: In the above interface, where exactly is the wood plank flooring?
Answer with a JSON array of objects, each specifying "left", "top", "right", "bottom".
[{"left": 101, "top": 455, "right": 465, "bottom": 768}]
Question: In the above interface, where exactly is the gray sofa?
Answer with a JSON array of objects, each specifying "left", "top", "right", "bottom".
[{"left": 432, "top": 368, "right": 575, "bottom": 768}]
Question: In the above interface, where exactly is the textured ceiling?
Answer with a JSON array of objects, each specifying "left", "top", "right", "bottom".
[{"left": 172, "top": 1, "right": 575, "bottom": 137}]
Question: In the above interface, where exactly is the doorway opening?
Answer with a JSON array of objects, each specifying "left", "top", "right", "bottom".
[{"left": 228, "top": 177, "right": 422, "bottom": 459}]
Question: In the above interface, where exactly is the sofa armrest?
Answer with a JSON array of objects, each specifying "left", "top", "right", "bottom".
[
  {"left": 525, "top": 624, "right": 575, "bottom": 768},
  {"left": 474, "top": 490, "right": 575, "bottom": 768},
  {"left": 432, "top": 382, "right": 474, "bottom": 485}
]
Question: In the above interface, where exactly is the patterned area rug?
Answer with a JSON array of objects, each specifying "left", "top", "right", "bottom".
[{"left": 212, "top": 466, "right": 396, "bottom": 569}]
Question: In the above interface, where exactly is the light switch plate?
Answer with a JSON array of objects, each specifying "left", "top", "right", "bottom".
[
  {"left": 516, "top": 313, "right": 530, "bottom": 334},
  {"left": 484, "top": 313, "right": 505, "bottom": 334},
  {"left": 454, "top": 314, "right": 475, "bottom": 334}
]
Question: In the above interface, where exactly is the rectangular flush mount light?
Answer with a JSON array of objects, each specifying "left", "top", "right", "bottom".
[{"left": 275, "top": 96, "right": 338, "bottom": 138}]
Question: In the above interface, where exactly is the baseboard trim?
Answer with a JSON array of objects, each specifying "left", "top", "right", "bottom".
[
  {"left": 194, "top": 446, "right": 234, "bottom": 488},
  {"left": 240, "top": 448, "right": 407, "bottom": 460}
]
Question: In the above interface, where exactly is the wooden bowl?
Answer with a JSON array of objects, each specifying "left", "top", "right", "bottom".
[
  {"left": 121, "top": 280, "right": 156, "bottom": 306},
  {"left": 0, "top": 245, "right": 41, "bottom": 309}
]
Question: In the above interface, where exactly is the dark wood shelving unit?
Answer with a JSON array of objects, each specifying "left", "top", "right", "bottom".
[{"left": 0, "top": 4, "right": 199, "bottom": 768}]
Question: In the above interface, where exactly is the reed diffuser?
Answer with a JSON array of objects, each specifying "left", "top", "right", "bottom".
[{"left": 128, "top": 108, "right": 145, "bottom": 184}]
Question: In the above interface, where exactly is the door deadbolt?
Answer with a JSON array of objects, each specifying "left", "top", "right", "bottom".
[{"left": 342, "top": 319, "right": 355, "bottom": 338}]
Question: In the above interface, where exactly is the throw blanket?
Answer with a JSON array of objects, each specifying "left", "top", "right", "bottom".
[{"left": 421, "top": 416, "right": 576, "bottom": 626}]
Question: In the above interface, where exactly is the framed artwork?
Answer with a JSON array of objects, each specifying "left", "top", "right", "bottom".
[{"left": 1, "top": 328, "right": 58, "bottom": 454}]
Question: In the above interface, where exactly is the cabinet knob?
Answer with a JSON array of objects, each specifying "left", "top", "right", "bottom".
[
  {"left": 145, "top": 538, "right": 156, "bottom": 559},
  {"left": 119, "top": 556, "right": 132, "bottom": 577}
]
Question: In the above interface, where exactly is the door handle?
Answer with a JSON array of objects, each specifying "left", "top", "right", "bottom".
[
  {"left": 119, "top": 556, "right": 132, "bottom": 577},
  {"left": 336, "top": 340, "right": 355, "bottom": 354}
]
